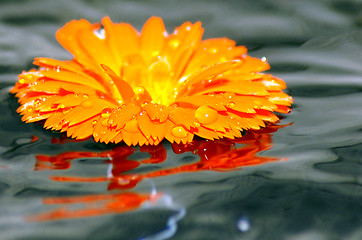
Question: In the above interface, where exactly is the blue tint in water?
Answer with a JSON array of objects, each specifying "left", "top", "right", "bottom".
[{"left": 0, "top": 0, "right": 362, "bottom": 239}]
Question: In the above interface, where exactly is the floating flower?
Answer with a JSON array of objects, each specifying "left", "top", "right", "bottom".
[{"left": 11, "top": 16, "right": 293, "bottom": 146}]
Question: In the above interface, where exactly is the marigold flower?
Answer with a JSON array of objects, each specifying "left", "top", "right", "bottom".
[{"left": 11, "top": 16, "right": 293, "bottom": 146}]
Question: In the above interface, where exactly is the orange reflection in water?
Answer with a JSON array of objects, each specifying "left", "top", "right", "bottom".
[
  {"left": 27, "top": 192, "right": 161, "bottom": 222},
  {"left": 30, "top": 125, "right": 286, "bottom": 221}
]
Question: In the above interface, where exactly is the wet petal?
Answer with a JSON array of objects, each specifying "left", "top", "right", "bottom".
[{"left": 11, "top": 17, "right": 292, "bottom": 146}]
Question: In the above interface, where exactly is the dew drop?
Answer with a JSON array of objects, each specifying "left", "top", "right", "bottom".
[
  {"left": 193, "top": 122, "right": 201, "bottom": 127},
  {"left": 152, "top": 51, "right": 160, "bottom": 57},
  {"left": 171, "top": 126, "right": 188, "bottom": 138},
  {"left": 101, "top": 113, "right": 110, "bottom": 118},
  {"left": 135, "top": 87, "right": 145, "bottom": 95},
  {"left": 123, "top": 119, "right": 139, "bottom": 133},
  {"left": 220, "top": 57, "right": 227, "bottom": 62},
  {"left": 101, "top": 119, "right": 109, "bottom": 127},
  {"left": 81, "top": 100, "right": 93, "bottom": 108},
  {"left": 195, "top": 105, "right": 218, "bottom": 125},
  {"left": 225, "top": 93, "right": 234, "bottom": 99},
  {"left": 63, "top": 109, "right": 71, "bottom": 114},
  {"left": 169, "top": 39, "right": 179, "bottom": 48},
  {"left": 227, "top": 102, "right": 235, "bottom": 108},
  {"left": 209, "top": 48, "right": 218, "bottom": 53}
]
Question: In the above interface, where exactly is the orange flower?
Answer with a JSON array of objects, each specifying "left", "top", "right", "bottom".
[{"left": 11, "top": 16, "right": 293, "bottom": 146}]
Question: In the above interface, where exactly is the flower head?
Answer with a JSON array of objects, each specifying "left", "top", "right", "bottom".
[{"left": 11, "top": 16, "right": 293, "bottom": 146}]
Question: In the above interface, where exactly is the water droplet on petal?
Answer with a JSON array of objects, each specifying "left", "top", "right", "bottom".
[
  {"left": 169, "top": 39, "right": 179, "bottom": 48},
  {"left": 101, "top": 119, "right": 109, "bottom": 127},
  {"left": 227, "top": 102, "right": 235, "bottom": 108},
  {"left": 195, "top": 105, "right": 218, "bottom": 125},
  {"left": 220, "top": 57, "right": 227, "bottom": 62},
  {"left": 171, "top": 126, "right": 188, "bottom": 138},
  {"left": 193, "top": 122, "right": 201, "bottom": 127},
  {"left": 135, "top": 87, "right": 145, "bottom": 95},
  {"left": 124, "top": 119, "right": 139, "bottom": 133},
  {"left": 224, "top": 93, "right": 234, "bottom": 99},
  {"left": 81, "top": 100, "right": 93, "bottom": 108},
  {"left": 209, "top": 48, "right": 218, "bottom": 53},
  {"left": 108, "top": 119, "right": 114, "bottom": 126}
]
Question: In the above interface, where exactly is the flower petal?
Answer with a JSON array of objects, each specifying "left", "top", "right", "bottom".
[
  {"left": 138, "top": 113, "right": 167, "bottom": 141},
  {"left": 141, "top": 16, "right": 167, "bottom": 63},
  {"left": 103, "top": 17, "right": 140, "bottom": 58},
  {"left": 168, "top": 107, "right": 197, "bottom": 130},
  {"left": 40, "top": 69, "right": 107, "bottom": 93},
  {"left": 108, "top": 103, "right": 141, "bottom": 131}
]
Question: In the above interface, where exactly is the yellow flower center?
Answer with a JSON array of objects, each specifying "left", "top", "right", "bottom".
[{"left": 120, "top": 54, "right": 179, "bottom": 106}]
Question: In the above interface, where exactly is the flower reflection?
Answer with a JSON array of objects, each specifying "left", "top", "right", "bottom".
[
  {"left": 29, "top": 125, "right": 286, "bottom": 222},
  {"left": 27, "top": 192, "right": 161, "bottom": 222}
]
